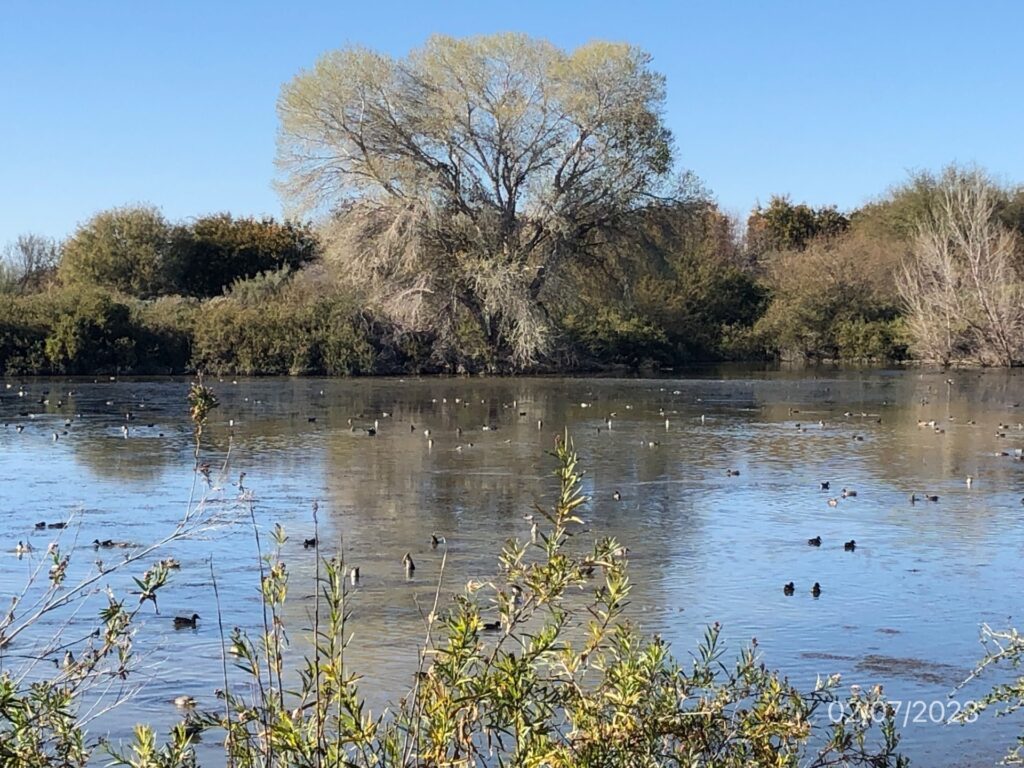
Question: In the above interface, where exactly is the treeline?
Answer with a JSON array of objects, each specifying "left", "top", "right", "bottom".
[
  {"left": 2, "top": 165, "right": 1023, "bottom": 376},
  {"left": 7, "top": 34, "right": 1024, "bottom": 375}
]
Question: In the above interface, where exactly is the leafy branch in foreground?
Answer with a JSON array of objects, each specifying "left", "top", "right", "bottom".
[{"left": 955, "top": 623, "right": 1024, "bottom": 764}]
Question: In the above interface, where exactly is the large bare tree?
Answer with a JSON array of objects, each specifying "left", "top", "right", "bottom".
[
  {"left": 1, "top": 233, "right": 59, "bottom": 290},
  {"left": 276, "top": 33, "right": 673, "bottom": 366},
  {"left": 898, "top": 168, "right": 1023, "bottom": 366}
]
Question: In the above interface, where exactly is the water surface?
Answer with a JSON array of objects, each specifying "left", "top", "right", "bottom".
[{"left": 2, "top": 369, "right": 1022, "bottom": 766}]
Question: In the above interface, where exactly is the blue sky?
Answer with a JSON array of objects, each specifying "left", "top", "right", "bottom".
[{"left": 1, "top": 0, "right": 1022, "bottom": 244}]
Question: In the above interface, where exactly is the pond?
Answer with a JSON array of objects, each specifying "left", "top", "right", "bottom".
[{"left": 1, "top": 369, "right": 1022, "bottom": 765}]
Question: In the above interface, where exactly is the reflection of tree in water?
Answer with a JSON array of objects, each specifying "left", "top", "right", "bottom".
[
  {"left": 317, "top": 379, "right": 705, "bottom": 615},
  {"left": 68, "top": 431, "right": 192, "bottom": 483}
]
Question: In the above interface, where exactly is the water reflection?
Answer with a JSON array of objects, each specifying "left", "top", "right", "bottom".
[{"left": 2, "top": 369, "right": 1023, "bottom": 765}]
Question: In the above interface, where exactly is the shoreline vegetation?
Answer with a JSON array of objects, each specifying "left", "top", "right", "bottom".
[
  {"left": 3, "top": 35, "right": 1024, "bottom": 378},
  {"left": 5, "top": 162, "right": 1023, "bottom": 378}
]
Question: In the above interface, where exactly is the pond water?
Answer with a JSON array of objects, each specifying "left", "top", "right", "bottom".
[{"left": 1, "top": 369, "right": 1023, "bottom": 766}]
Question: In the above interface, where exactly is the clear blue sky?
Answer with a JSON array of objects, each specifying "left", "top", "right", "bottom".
[{"left": 2, "top": 0, "right": 1022, "bottom": 245}]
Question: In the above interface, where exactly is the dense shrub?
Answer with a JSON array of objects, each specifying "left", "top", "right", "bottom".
[
  {"left": 755, "top": 230, "right": 905, "bottom": 361},
  {"left": 834, "top": 318, "right": 909, "bottom": 361},
  {"left": 60, "top": 206, "right": 175, "bottom": 298},
  {"left": 0, "top": 295, "right": 49, "bottom": 374},
  {"left": 562, "top": 308, "right": 670, "bottom": 366},
  {"left": 633, "top": 262, "right": 769, "bottom": 361},
  {"left": 43, "top": 291, "right": 139, "bottom": 374},
  {"left": 170, "top": 214, "right": 319, "bottom": 298},
  {"left": 190, "top": 274, "right": 375, "bottom": 375}
]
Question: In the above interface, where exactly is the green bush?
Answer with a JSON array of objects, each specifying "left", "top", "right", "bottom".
[
  {"left": 170, "top": 215, "right": 319, "bottom": 298},
  {"left": 59, "top": 206, "right": 176, "bottom": 298},
  {"left": 0, "top": 293, "right": 49, "bottom": 373},
  {"left": 562, "top": 307, "right": 670, "bottom": 366},
  {"left": 189, "top": 276, "right": 375, "bottom": 375},
  {"left": 834, "top": 318, "right": 909, "bottom": 361},
  {"left": 43, "top": 291, "right": 138, "bottom": 374}
]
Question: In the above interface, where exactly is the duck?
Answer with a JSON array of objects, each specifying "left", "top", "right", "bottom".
[
  {"left": 612, "top": 490, "right": 621, "bottom": 501},
  {"left": 303, "top": 537, "right": 318, "bottom": 549},
  {"left": 47, "top": 522, "right": 67, "bottom": 530},
  {"left": 841, "top": 488, "right": 857, "bottom": 498},
  {"left": 966, "top": 476, "right": 974, "bottom": 488},
  {"left": 92, "top": 539, "right": 131, "bottom": 549},
  {"left": 403, "top": 552, "right": 415, "bottom": 577},
  {"left": 783, "top": 582, "right": 795, "bottom": 596},
  {"left": 725, "top": 469, "right": 740, "bottom": 477},
  {"left": 807, "top": 536, "right": 822, "bottom": 547},
  {"left": 481, "top": 619, "right": 502, "bottom": 633},
  {"left": 430, "top": 533, "right": 444, "bottom": 549},
  {"left": 820, "top": 481, "right": 830, "bottom": 491},
  {"left": 349, "top": 566, "right": 360, "bottom": 586},
  {"left": 811, "top": 582, "right": 822, "bottom": 597},
  {"left": 909, "top": 493, "right": 918, "bottom": 504},
  {"left": 844, "top": 540, "right": 856, "bottom": 551},
  {"left": 827, "top": 498, "right": 839, "bottom": 508},
  {"left": 158, "top": 558, "right": 181, "bottom": 570},
  {"left": 925, "top": 494, "right": 939, "bottom": 503},
  {"left": 15, "top": 541, "right": 32, "bottom": 556},
  {"left": 173, "top": 695, "right": 196, "bottom": 709},
  {"left": 173, "top": 613, "right": 200, "bottom": 629},
  {"left": 34, "top": 521, "right": 46, "bottom": 530}
]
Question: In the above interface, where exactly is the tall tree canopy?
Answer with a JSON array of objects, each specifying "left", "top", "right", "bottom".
[{"left": 277, "top": 33, "right": 674, "bottom": 366}]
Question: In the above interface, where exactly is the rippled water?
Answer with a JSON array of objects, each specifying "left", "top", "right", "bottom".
[{"left": 2, "top": 369, "right": 1023, "bottom": 766}]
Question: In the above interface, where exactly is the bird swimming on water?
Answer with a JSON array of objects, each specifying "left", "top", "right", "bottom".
[
  {"left": 811, "top": 582, "right": 821, "bottom": 597},
  {"left": 807, "top": 536, "right": 821, "bottom": 546},
  {"left": 844, "top": 540, "right": 856, "bottom": 551},
  {"left": 403, "top": 552, "right": 415, "bottom": 577},
  {"left": 783, "top": 582, "right": 795, "bottom": 596},
  {"left": 173, "top": 613, "right": 200, "bottom": 629}
]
